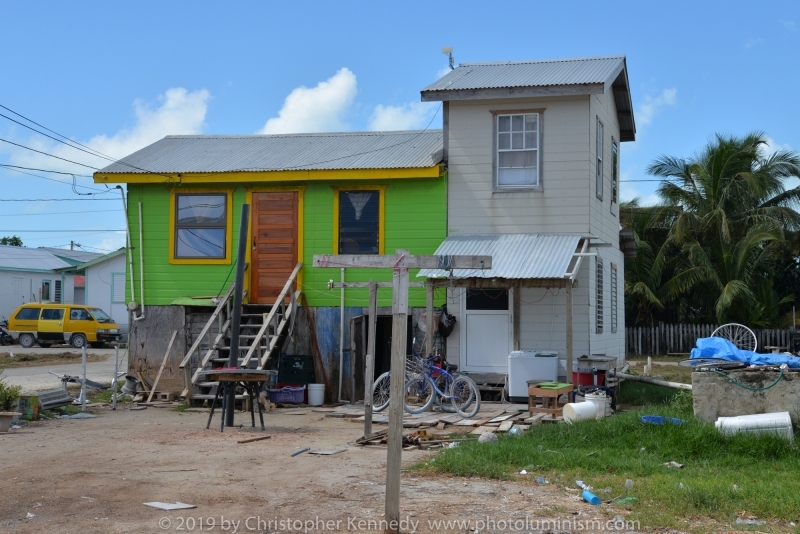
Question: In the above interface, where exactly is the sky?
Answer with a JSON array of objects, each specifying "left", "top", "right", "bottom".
[{"left": 0, "top": 0, "right": 798, "bottom": 254}]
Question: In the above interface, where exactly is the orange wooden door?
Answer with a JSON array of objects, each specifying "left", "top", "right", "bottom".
[{"left": 251, "top": 192, "right": 298, "bottom": 304}]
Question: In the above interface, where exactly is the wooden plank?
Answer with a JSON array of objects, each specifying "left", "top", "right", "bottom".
[
  {"left": 454, "top": 418, "right": 480, "bottom": 426},
  {"left": 237, "top": 435, "right": 271, "bottom": 444},
  {"left": 438, "top": 414, "right": 463, "bottom": 424},
  {"left": 470, "top": 426, "right": 495, "bottom": 435},
  {"left": 497, "top": 420, "right": 514, "bottom": 432},
  {"left": 364, "top": 280, "right": 378, "bottom": 437},
  {"left": 488, "top": 414, "right": 514, "bottom": 423},
  {"left": 313, "top": 254, "right": 492, "bottom": 270},
  {"left": 524, "top": 413, "right": 547, "bottom": 425}
]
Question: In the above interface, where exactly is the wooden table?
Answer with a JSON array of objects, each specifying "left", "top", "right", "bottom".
[
  {"left": 528, "top": 383, "right": 574, "bottom": 417},
  {"left": 203, "top": 369, "right": 277, "bottom": 432}
]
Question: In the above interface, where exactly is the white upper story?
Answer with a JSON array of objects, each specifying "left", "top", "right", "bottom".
[{"left": 421, "top": 55, "right": 636, "bottom": 247}]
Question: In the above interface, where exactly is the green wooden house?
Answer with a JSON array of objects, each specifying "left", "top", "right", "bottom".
[{"left": 94, "top": 131, "right": 445, "bottom": 400}]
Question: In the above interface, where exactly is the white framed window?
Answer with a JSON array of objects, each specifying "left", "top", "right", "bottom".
[
  {"left": 596, "top": 258, "right": 604, "bottom": 334},
  {"left": 611, "top": 139, "right": 618, "bottom": 206},
  {"left": 54, "top": 280, "right": 62, "bottom": 303},
  {"left": 596, "top": 118, "right": 604, "bottom": 200},
  {"left": 496, "top": 112, "right": 540, "bottom": 188},
  {"left": 610, "top": 263, "right": 618, "bottom": 334}
]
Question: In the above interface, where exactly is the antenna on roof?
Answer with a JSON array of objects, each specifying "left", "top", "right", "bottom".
[{"left": 441, "top": 46, "right": 454, "bottom": 70}]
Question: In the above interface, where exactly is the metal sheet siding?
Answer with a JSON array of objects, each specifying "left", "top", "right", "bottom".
[
  {"left": 422, "top": 56, "right": 625, "bottom": 92},
  {"left": 99, "top": 131, "right": 443, "bottom": 174},
  {"left": 418, "top": 234, "right": 581, "bottom": 279},
  {"left": 0, "top": 246, "right": 72, "bottom": 270}
]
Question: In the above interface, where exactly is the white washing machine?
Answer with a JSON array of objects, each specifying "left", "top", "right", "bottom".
[{"left": 508, "top": 350, "right": 559, "bottom": 402}]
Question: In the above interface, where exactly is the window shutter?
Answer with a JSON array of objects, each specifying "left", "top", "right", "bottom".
[{"left": 112, "top": 273, "right": 126, "bottom": 303}]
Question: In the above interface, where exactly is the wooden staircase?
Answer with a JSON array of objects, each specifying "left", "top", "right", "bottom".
[{"left": 179, "top": 263, "right": 302, "bottom": 402}]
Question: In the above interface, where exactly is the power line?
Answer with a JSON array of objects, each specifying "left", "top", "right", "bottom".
[
  {"left": 0, "top": 209, "right": 121, "bottom": 217},
  {"left": 0, "top": 164, "right": 93, "bottom": 177},
  {"left": 14, "top": 231, "right": 117, "bottom": 241},
  {"left": 0, "top": 198, "right": 119, "bottom": 202},
  {"left": 0, "top": 229, "right": 125, "bottom": 232},
  {"left": 0, "top": 137, "right": 99, "bottom": 170},
  {"left": 0, "top": 164, "right": 111, "bottom": 193}
]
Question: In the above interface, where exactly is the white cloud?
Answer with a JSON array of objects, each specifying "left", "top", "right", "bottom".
[
  {"left": 90, "top": 232, "right": 127, "bottom": 253},
  {"left": 4, "top": 87, "right": 209, "bottom": 179},
  {"left": 368, "top": 102, "right": 437, "bottom": 131},
  {"left": 258, "top": 68, "right": 357, "bottom": 134},
  {"left": 436, "top": 65, "right": 452, "bottom": 79},
  {"left": 636, "top": 88, "right": 677, "bottom": 128},
  {"left": 760, "top": 135, "right": 793, "bottom": 157},
  {"left": 744, "top": 37, "right": 764, "bottom": 49}
]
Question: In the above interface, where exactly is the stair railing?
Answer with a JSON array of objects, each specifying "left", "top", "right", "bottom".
[{"left": 240, "top": 262, "right": 303, "bottom": 368}]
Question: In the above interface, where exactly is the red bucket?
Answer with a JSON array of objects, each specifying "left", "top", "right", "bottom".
[{"left": 572, "top": 370, "right": 606, "bottom": 387}]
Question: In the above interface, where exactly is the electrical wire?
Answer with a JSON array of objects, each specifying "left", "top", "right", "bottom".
[
  {"left": 0, "top": 209, "right": 121, "bottom": 217},
  {"left": 0, "top": 164, "right": 93, "bottom": 177},
  {"left": 0, "top": 136, "right": 99, "bottom": 169},
  {"left": 0, "top": 198, "right": 118, "bottom": 202},
  {"left": 0, "top": 164, "right": 112, "bottom": 193},
  {"left": 0, "top": 229, "right": 125, "bottom": 232}
]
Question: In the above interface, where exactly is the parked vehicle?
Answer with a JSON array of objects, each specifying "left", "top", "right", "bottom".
[
  {"left": 0, "top": 318, "right": 14, "bottom": 346},
  {"left": 6, "top": 303, "right": 121, "bottom": 349}
]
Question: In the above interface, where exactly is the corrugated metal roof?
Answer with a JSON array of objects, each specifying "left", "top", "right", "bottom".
[
  {"left": 422, "top": 56, "right": 625, "bottom": 92},
  {"left": 97, "top": 130, "right": 443, "bottom": 174},
  {"left": 418, "top": 234, "right": 582, "bottom": 280},
  {"left": 0, "top": 245, "right": 72, "bottom": 271},
  {"left": 39, "top": 247, "right": 103, "bottom": 263}
]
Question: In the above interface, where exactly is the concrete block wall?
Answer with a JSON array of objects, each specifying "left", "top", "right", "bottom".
[{"left": 692, "top": 370, "right": 800, "bottom": 424}]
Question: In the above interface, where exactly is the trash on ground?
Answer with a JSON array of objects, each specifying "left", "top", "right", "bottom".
[
  {"left": 519, "top": 469, "right": 527, "bottom": 475},
  {"left": 624, "top": 479, "right": 634, "bottom": 490},
  {"left": 615, "top": 497, "right": 638, "bottom": 504},
  {"left": 446, "top": 441, "right": 459, "bottom": 448},
  {"left": 26, "top": 513, "right": 35, "bottom": 518},
  {"left": 66, "top": 413, "right": 97, "bottom": 419},
  {"left": 143, "top": 502, "right": 196, "bottom": 511},
  {"left": 291, "top": 447, "right": 310, "bottom": 457},
  {"left": 663, "top": 461, "right": 685, "bottom": 468},
  {"left": 535, "top": 476, "right": 548, "bottom": 485},
  {"left": 640, "top": 415, "right": 685, "bottom": 425},
  {"left": 308, "top": 449, "right": 346, "bottom": 455},
  {"left": 237, "top": 435, "right": 271, "bottom": 444},
  {"left": 478, "top": 432, "right": 498, "bottom": 444},
  {"left": 735, "top": 518, "right": 765, "bottom": 526},
  {"left": 582, "top": 490, "right": 601, "bottom": 506}
]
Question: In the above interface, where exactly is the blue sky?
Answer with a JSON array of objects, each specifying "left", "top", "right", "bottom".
[{"left": 1, "top": 0, "right": 798, "bottom": 253}]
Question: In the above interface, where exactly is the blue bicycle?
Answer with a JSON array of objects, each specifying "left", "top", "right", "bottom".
[{"left": 372, "top": 345, "right": 481, "bottom": 418}]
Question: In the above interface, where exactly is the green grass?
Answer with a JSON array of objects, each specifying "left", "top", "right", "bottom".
[
  {"left": 90, "top": 383, "right": 132, "bottom": 404},
  {"left": 418, "top": 401, "right": 800, "bottom": 532},
  {"left": 617, "top": 380, "right": 684, "bottom": 406}
]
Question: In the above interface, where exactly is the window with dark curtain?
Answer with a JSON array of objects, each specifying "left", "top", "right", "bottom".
[{"left": 339, "top": 191, "right": 379, "bottom": 254}]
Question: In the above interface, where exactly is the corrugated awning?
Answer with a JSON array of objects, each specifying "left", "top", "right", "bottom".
[{"left": 418, "top": 234, "right": 583, "bottom": 280}]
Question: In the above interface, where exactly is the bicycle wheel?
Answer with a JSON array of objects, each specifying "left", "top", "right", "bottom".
[
  {"left": 403, "top": 376, "right": 434, "bottom": 414},
  {"left": 451, "top": 375, "right": 480, "bottom": 418},
  {"left": 711, "top": 323, "right": 757, "bottom": 352},
  {"left": 372, "top": 372, "right": 391, "bottom": 412},
  {"left": 433, "top": 373, "right": 457, "bottom": 413}
]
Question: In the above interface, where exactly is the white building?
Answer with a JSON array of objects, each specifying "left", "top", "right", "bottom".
[
  {"left": 0, "top": 246, "right": 76, "bottom": 322},
  {"left": 418, "top": 56, "right": 636, "bottom": 391},
  {"left": 70, "top": 249, "right": 128, "bottom": 337}
]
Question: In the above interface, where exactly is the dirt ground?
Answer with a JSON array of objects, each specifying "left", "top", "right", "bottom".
[{"left": 0, "top": 404, "right": 645, "bottom": 534}]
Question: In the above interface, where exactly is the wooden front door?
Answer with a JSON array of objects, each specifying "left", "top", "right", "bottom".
[{"left": 251, "top": 192, "right": 298, "bottom": 304}]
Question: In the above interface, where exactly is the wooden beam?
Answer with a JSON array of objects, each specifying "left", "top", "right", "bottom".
[
  {"left": 363, "top": 280, "right": 377, "bottom": 437},
  {"left": 314, "top": 254, "right": 491, "bottom": 270},
  {"left": 329, "top": 281, "right": 425, "bottom": 289},
  {"left": 566, "top": 281, "right": 574, "bottom": 386},
  {"left": 425, "top": 284, "right": 434, "bottom": 357},
  {"left": 385, "top": 266, "right": 408, "bottom": 530},
  {"left": 147, "top": 330, "right": 178, "bottom": 403}
]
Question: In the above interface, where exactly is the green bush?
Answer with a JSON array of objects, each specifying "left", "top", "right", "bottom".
[{"left": 0, "top": 368, "right": 22, "bottom": 412}]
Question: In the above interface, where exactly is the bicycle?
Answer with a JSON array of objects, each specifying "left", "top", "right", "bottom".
[{"left": 372, "top": 345, "right": 481, "bottom": 418}]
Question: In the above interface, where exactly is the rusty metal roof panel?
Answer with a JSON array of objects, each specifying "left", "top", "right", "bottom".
[
  {"left": 97, "top": 130, "right": 443, "bottom": 174},
  {"left": 422, "top": 56, "right": 626, "bottom": 92},
  {"left": 418, "top": 234, "right": 582, "bottom": 280}
]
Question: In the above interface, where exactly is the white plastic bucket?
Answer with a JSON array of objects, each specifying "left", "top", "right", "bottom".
[
  {"left": 563, "top": 402, "right": 597, "bottom": 423},
  {"left": 715, "top": 411, "right": 794, "bottom": 442},
  {"left": 585, "top": 391, "right": 610, "bottom": 419},
  {"left": 307, "top": 384, "right": 325, "bottom": 406}
]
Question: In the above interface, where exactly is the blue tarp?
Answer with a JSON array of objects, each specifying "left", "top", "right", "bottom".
[{"left": 690, "top": 337, "right": 800, "bottom": 368}]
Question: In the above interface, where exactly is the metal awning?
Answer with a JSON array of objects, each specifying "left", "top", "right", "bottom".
[{"left": 418, "top": 234, "right": 584, "bottom": 281}]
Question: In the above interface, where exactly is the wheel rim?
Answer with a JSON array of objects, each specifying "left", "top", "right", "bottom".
[
  {"left": 451, "top": 376, "right": 479, "bottom": 417},
  {"left": 73, "top": 335, "right": 85, "bottom": 348},
  {"left": 20, "top": 334, "right": 34, "bottom": 347},
  {"left": 403, "top": 377, "right": 433, "bottom": 413},
  {"left": 372, "top": 374, "right": 391, "bottom": 412},
  {"left": 711, "top": 323, "right": 757, "bottom": 352}
]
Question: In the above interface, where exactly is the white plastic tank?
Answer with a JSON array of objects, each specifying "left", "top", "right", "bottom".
[
  {"left": 715, "top": 412, "right": 793, "bottom": 442},
  {"left": 585, "top": 391, "right": 611, "bottom": 419},
  {"left": 563, "top": 402, "right": 597, "bottom": 423}
]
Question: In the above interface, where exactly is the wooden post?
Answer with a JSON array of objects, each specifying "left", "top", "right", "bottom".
[
  {"left": 385, "top": 264, "right": 408, "bottom": 531},
  {"left": 565, "top": 280, "right": 573, "bottom": 385},
  {"left": 425, "top": 283, "right": 434, "bottom": 357},
  {"left": 364, "top": 280, "right": 378, "bottom": 437}
]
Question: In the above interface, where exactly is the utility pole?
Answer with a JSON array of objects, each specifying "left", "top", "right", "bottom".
[
  {"left": 314, "top": 251, "right": 491, "bottom": 532},
  {"left": 225, "top": 204, "right": 250, "bottom": 427}
]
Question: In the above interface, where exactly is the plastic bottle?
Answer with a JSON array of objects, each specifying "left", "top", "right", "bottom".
[
  {"left": 582, "top": 490, "right": 601, "bottom": 506},
  {"left": 624, "top": 479, "right": 634, "bottom": 490}
]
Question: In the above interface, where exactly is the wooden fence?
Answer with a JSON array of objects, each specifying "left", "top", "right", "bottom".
[{"left": 625, "top": 324, "right": 797, "bottom": 356}]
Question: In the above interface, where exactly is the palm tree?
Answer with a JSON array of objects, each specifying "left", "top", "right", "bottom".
[{"left": 642, "top": 132, "right": 800, "bottom": 324}]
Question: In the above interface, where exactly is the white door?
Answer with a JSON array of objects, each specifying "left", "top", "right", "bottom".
[{"left": 460, "top": 288, "right": 512, "bottom": 373}]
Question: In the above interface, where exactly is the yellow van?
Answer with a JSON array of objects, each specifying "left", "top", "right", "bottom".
[{"left": 8, "top": 303, "right": 121, "bottom": 349}]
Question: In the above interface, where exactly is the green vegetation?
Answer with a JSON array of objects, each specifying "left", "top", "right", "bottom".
[
  {"left": 0, "top": 368, "right": 21, "bottom": 411},
  {"left": 623, "top": 132, "right": 800, "bottom": 327},
  {"left": 0, "top": 235, "right": 23, "bottom": 246},
  {"left": 420, "top": 401, "right": 800, "bottom": 531},
  {"left": 91, "top": 382, "right": 131, "bottom": 403}
]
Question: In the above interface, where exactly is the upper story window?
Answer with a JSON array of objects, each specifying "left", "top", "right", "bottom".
[
  {"left": 496, "top": 113, "right": 540, "bottom": 188},
  {"left": 611, "top": 139, "right": 618, "bottom": 207},
  {"left": 338, "top": 190, "right": 380, "bottom": 254},
  {"left": 174, "top": 193, "right": 227, "bottom": 259},
  {"left": 596, "top": 118, "right": 604, "bottom": 200}
]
